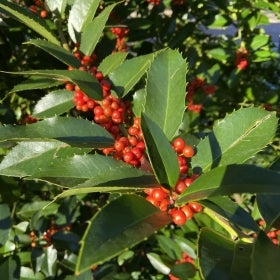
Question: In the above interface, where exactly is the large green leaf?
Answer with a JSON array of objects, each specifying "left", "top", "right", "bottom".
[
  {"left": 68, "top": 0, "right": 101, "bottom": 43},
  {"left": 178, "top": 164, "right": 280, "bottom": 204},
  {"left": 198, "top": 228, "right": 252, "bottom": 280},
  {"left": 80, "top": 3, "right": 118, "bottom": 56},
  {"left": 192, "top": 108, "right": 278, "bottom": 173},
  {"left": 0, "top": 204, "right": 11, "bottom": 246},
  {"left": 33, "top": 90, "right": 74, "bottom": 118},
  {"left": 98, "top": 52, "right": 128, "bottom": 77},
  {"left": 9, "top": 77, "right": 62, "bottom": 93},
  {"left": 25, "top": 39, "right": 81, "bottom": 68},
  {"left": 3, "top": 69, "right": 102, "bottom": 100},
  {"left": 0, "top": 142, "right": 88, "bottom": 178},
  {"left": 141, "top": 113, "right": 179, "bottom": 188},
  {"left": 45, "top": 0, "right": 67, "bottom": 16},
  {"left": 251, "top": 231, "right": 280, "bottom": 280},
  {"left": 0, "top": 1, "right": 59, "bottom": 45},
  {"left": 75, "top": 194, "right": 172, "bottom": 274},
  {"left": 0, "top": 116, "right": 114, "bottom": 148},
  {"left": 144, "top": 49, "right": 187, "bottom": 140},
  {"left": 0, "top": 256, "right": 20, "bottom": 280},
  {"left": 109, "top": 53, "right": 155, "bottom": 97}
]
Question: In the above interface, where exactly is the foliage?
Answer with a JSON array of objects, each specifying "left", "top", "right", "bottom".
[{"left": 0, "top": 0, "right": 279, "bottom": 279}]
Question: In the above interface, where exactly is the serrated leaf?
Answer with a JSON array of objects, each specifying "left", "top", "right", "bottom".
[
  {"left": 9, "top": 76, "right": 62, "bottom": 93},
  {"left": 3, "top": 69, "right": 102, "bottom": 100},
  {"left": 98, "top": 52, "right": 128, "bottom": 76},
  {"left": 144, "top": 49, "right": 187, "bottom": 140},
  {"left": 68, "top": 0, "right": 101, "bottom": 43},
  {"left": 0, "top": 142, "right": 88, "bottom": 178},
  {"left": 0, "top": 2, "right": 59, "bottom": 45},
  {"left": 109, "top": 53, "right": 154, "bottom": 97},
  {"left": 141, "top": 113, "right": 179, "bottom": 188},
  {"left": 25, "top": 39, "right": 81, "bottom": 68},
  {"left": 0, "top": 116, "right": 113, "bottom": 148},
  {"left": 0, "top": 204, "right": 11, "bottom": 246},
  {"left": 251, "top": 231, "right": 280, "bottom": 280},
  {"left": 178, "top": 165, "right": 280, "bottom": 204},
  {"left": 33, "top": 90, "right": 74, "bottom": 118},
  {"left": 80, "top": 3, "right": 119, "bottom": 56},
  {"left": 75, "top": 194, "right": 172, "bottom": 274},
  {"left": 192, "top": 108, "right": 278, "bottom": 173}
]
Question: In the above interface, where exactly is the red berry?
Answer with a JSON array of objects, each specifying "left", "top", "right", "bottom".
[
  {"left": 114, "top": 140, "right": 125, "bottom": 152},
  {"left": 182, "top": 145, "right": 195, "bottom": 158},
  {"left": 170, "top": 208, "right": 187, "bottom": 225},
  {"left": 123, "top": 151, "right": 135, "bottom": 163},
  {"left": 189, "top": 202, "right": 202, "bottom": 213},
  {"left": 173, "top": 137, "right": 185, "bottom": 153},
  {"left": 181, "top": 205, "right": 194, "bottom": 219},
  {"left": 152, "top": 188, "right": 168, "bottom": 201},
  {"left": 174, "top": 179, "right": 187, "bottom": 194}
]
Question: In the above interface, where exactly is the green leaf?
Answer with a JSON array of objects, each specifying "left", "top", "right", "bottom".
[
  {"left": 0, "top": 204, "right": 11, "bottom": 246},
  {"left": 0, "top": 256, "right": 20, "bottom": 280},
  {"left": 170, "top": 263, "right": 196, "bottom": 279},
  {"left": 0, "top": 116, "right": 113, "bottom": 148},
  {"left": 17, "top": 201, "right": 53, "bottom": 219},
  {"left": 98, "top": 52, "right": 128, "bottom": 77},
  {"left": 257, "top": 194, "right": 280, "bottom": 229},
  {"left": 25, "top": 39, "right": 81, "bottom": 68},
  {"left": 200, "top": 197, "right": 259, "bottom": 231},
  {"left": 75, "top": 194, "right": 172, "bottom": 274},
  {"left": 146, "top": 253, "right": 171, "bottom": 275},
  {"left": 68, "top": 0, "right": 101, "bottom": 43},
  {"left": 178, "top": 165, "right": 280, "bottom": 204},
  {"left": 251, "top": 231, "right": 280, "bottom": 280},
  {"left": 132, "top": 88, "right": 146, "bottom": 117},
  {"left": 141, "top": 113, "right": 180, "bottom": 188},
  {"left": 33, "top": 90, "right": 74, "bottom": 118},
  {"left": 0, "top": 1, "right": 59, "bottom": 45},
  {"left": 208, "top": 14, "right": 229, "bottom": 27},
  {"left": 250, "top": 34, "right": 270, "bottom": 50},
  {"left": 207, "top": 48, "right": 229, "bottom": 62},
  {"left": 19, "top": 267, "right": 45, "bottom": 280},
  {"left": 9, "top": 76, "right": 62, "bottom": 93},
  {"left": 3, "top": 69, "right": 102, "bottom": 100},
  {"left": 0, "top": 142, "right": 88, "bottom": 178},
  {"left": 80, "top": 3, "right": 119, "bottom": 56},
  {"left": 144, "top": 49, "right": 187, "bottom": 140},
  {"left": 192, "top": 108, "right": 278, "bottom": 173},
  {"left": 109, "top": 53, "right": 154, "bottom": 97},
  {"left": 45, "top": 0, "right": 67, "bottom": 16}
]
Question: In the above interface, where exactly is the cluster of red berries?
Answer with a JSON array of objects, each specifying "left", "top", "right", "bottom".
[
  {"left": 29, "top": 224, "right": 71, "bottom": 248},
  {"left": 20, "top": 114, "right": 38, "bottom": 125},
  {"left": 168, "top": 252, "right": 195, "bottom": 280},
  {"left": 29, "top": 0, "right": 48, "bottom": 19},
  {"left": 111, "top": 27, "right": 129, "bottom": 52},
  {"left": 258, "top": 219, "right": 280, "bottom": 246},
  {"left": 145, "top": 137, "right": 202, "bottom": 225},
  {"left": 187, "top": 77, "right": 217, "bottom": 113},
  {"left": 235, "top": 47, "right": 249, "bottom": 71},
  {"left": 146, "top": 0, "right": 161, "bottom": 5}
]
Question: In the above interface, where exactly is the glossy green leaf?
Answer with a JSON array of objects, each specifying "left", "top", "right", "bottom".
[
  {"left": 98, "top": 52, "right": 128, "bottom": 77},
  {"left": 0, "top": 256, "right": 20, "bottom": 280},
  {"left": 80, "top": 3, "right": 118, "bottom": 56},
  {"left": 9, "top": 77, "right": 62, "bottom": 93},
  {"left": 256, "top": 194, "right": 280, "bottom": 229},
  {"left": 250, "top": 34, "right": 270, "bottom": 50},
  {"left": 33, "top": 90, "right": 74, "bottom": 118},
  {"left": 0, "top": 142, "right": 88, "bottom": 178},
  {"left": 109, "top": 53, "right": 154, "bottom": 97},
  {"left": 45, "top": 0, "right": 67, "bottom": 16},
  {"left": 146, "top": 253, "right": 170, "bottom": 275},
  {"left": 3, "top": 69, "right": 102, "bottom": 100},
  {"left": 141, "top": 113, "right": 179, "bottom": 188},
  {"left": 19, "top": 267, "right": 45, "bottom": 280},
  {"left": 144, "top": 49, "right": 187, "bottom": 140},
  {"left": 25, "top": 39, "right": 81, "bottom": 68},
  {"left": 0, "top": 1, "right": 59, "bottom": 45},
  {"left": 192, "top": 108, "right": 278, "bottom": 173},
  {"left": 0, "top": 116, "right": 113, "bottom": 148},
  {"left": 170, "top": 263, "right": 196, "bottom": 279},
  {"left": 207, "top": 48, "right": 229, "bottom": 62},
  {"left": 200, "top": 197, "right": 259, "bottom": 231},
  {"left": 208, "top": 14, "right": 229, "bottom": 27},
  {"left": 68, "top": 0, "right": 101, "bottom": 43},
  {"left": 75, "top": 194, "right": 172, "bottom": 274},
  {"left": 17, "top": 201, "right": 53, "bottom": 219},
  {"left": 251, "top": 231, "right": 280, "bottom": 280},
  {"left": 0, "top": 204, "right": 11, "bottom": 246},
  {"left": 40, "top": 246, "right": 57, "bottom": 277},
  {"left": 178, "top": 165, "right": 280, "bottom": 204}
]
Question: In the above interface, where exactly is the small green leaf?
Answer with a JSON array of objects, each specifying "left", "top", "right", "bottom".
[
  {"left": 170, "top": 263, "right": 196, "bottom": 279},
  {"left": 141, "top": 113, "right": 180, "bottom": 188},
  {"left": 251, "top": 231, "right": 280, "bottom": 280},
  {"left": 178, "top": 165, "right": 280, "bottom": 204},
  {"left": 25, "top": 39, "right": 81, "bottom": 68},
  {"left": 75, "top": 194, "right": 172, "bottom": 274},
  {"left": 3, "top": 69, "right": 102, "bottom": 100},
  {"left": 109, "top": 53, "right": 154, "bottom": 97},
  {"left": 0, "top": 116, "right": 113, "bottom": 148},
  {"left": 80, "top": 3, "right": 119, "bottom": 56},
  {"left": 68, "top": 0, "right": 101, "bottom": 43},
  {"left": 9, "top": 77, "right": 62, "bottom": 93},
  {"left": 192, "top": 108, "right": 278, "bottom": 173},
  {"left": 0, "top": 204, "right": 11, "bottom": 246},
  {"left": 146, "top": 253, "right": 171, "bottom": 275},
  {"left": 144, "top": 49, "right": 187, "bottom": 140},
  {"left": 207, "top": 48, "right": 229, "bottom": 62},
  {"left": 0, "top": 1, "right": 59, "bottom": 45},
  {"left": 33, "top": 90, "right": 74, "bottom": 118},
  {"left": 250, "top": 34, "right": 270, "bottom": 50},
  {"left": 98, "top": 52, "right": 128, "bottom": 77}
]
